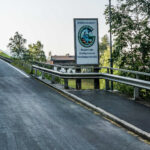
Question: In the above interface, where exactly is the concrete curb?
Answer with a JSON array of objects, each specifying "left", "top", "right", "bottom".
[{"left": 33, "top": 76, "right": 150, "bottom": 141}]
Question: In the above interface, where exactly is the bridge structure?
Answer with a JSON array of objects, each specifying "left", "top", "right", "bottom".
[{"left": 0, "top": 56, "right": 150, "bottom": 150}]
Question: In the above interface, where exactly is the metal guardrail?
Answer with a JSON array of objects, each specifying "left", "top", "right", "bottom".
[
  {"left": 33, "top": 61, "right": 150, "bottom": 77},
  {"left": 1, "top": 56, "right": 149, "bottom": 92},
  {"left": 32, "top": 65, "right": 150, "bottom": 100},
  {"left": 32, "top": 65, "right": 101, "bottom": 78},
  {"left": 100, "top": 73, "right": 150, "bottom": 90},
  {"left": 102, "top": 67, "right": 150, "bottom": 77},
  {"left": 0, "top": 55, "right": 12, "bottom": 63},
  {"left": 32, "top": 65, "right": 150, "bottom": 89}
]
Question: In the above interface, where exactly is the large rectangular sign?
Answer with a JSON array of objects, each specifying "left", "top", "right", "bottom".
[{"left": 74, "top": 18, "right": 99, "bottom": 65}]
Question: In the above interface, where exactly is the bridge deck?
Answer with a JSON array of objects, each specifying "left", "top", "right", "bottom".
[{"left": 0, "top": 59, "right": 150, "bottom": 150}]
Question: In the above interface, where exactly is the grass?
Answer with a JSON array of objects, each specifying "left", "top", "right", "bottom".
[
  {"left": 68, "top": 79, "right": 109, "bottom": 90},
  {"left": 61, "top": 79, "right": 94, "bottom": 89},
  {"left": 0, "top": 51, "right": 11, "bottom": 58},
  {"left": 67, "top": 79, "right": 105, "bottom": 90},
  {"left": 82, "top": 79, "right": 94, "bottom": 89},
  {"left": 12, "top": 61, "right": 31, "bottom": 74},
  {"left": 68, "top": 79, "right": 76, "bottom": 88}
]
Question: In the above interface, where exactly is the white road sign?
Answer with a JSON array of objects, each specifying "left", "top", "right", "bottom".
[{"left": 74, "top": 18, "right": 99, "bottom": 65}]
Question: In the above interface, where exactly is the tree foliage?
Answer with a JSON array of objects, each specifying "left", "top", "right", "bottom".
[
  {"left": 28, "top": 41, "right": 46, "bottom": 62},
  {"left": 7, "top": 32, "right": 46, "bottom": 62},
  {"left": 104, "top": 0, "right": 150, "bottom": 99},
  {"left": 105, "top": 0, "right": 150, "bottom": 72},
  {"left": 99, "top": 34, "right": 109, "bottom": 53},
  {"left": 7, "top": 32, "right": 26, "bottom": 58}
]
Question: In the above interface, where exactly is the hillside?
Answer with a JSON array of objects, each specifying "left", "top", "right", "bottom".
[{"left": 0, "top": 50, "right": 11, "bottom": 58}]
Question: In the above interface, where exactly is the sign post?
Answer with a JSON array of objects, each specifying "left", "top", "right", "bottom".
[{"left": 74, "top": 18, "right": 99, "bottom": 89}]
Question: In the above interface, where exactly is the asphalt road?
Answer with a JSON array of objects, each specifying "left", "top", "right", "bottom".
[
  {"left": 70, "top": 90, "right": 150, "bottom": 133},
  {"left": 0, "top": 59, "right": 150, "bottom": 150}
]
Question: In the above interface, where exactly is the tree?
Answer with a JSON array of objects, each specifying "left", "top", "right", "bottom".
[
  {"left": 99, "top": 34, "right": 109, "bottom": 53},
  {"left": 105, "top": 0, "right": 150, "bottom": 72},
  {"left": 28, "top": 41, "right": 46, "bottom": 62},
  {"left": 7, "top": 32, "right": 27, "bottom": 58},
  {"left": 104, "top": 0, "right": 150, "bottom": 99}
]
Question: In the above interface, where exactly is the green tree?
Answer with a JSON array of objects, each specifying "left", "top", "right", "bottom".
[
  {"left": 100, "top": 48, "right": 110, "bottom": 67},
  {"left": 105, "top": 0, "right": 150, "bottom": 72},
  {"left": 7, "top": 32, "right": 27, "bottom": 59},
  {"left": 99, "top": 34, "right": 109, "bottom": 53},
  {"left": 28, "top": 41, "right": 46, "bottom": 62},
  {"left": 22, "top": 50, "right": 31, "bottom": 62},
  {"left": 104, "top": 0, "right": 150, "bottom": 98}
]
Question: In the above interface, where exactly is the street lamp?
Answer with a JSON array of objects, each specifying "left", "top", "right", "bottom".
[{"left": 109, "top": 0, "right": 113, "bottom": 90}]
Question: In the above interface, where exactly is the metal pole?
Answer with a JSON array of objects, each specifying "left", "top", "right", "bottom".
[{"left": 109, "top": 0, "right": 113, "bottom": 90}]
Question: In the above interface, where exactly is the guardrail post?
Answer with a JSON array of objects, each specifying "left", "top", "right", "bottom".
[
  {"left": 51, "top": 75, "right": 55, "bottom": 84},
  {"left": 35, "top": 69, "right": 37, "bottom": 77},
  {"left": 41, "top": 71, "right": 45, "bottom": 79},
  {"left": 58, "top": 66, "right": 61, "bottom": 72},
  {"left": 64, "top": 78, "right": 68, "bottom": 89},
  {"left": 94, "top": 67, "right": 100, "bottom": 89},
  {"left": 105, "top": 68, "right": 110, "bottom": 90},
  {"left": 51, "top": 66, "right": 56, "bottom": 84},
  {"left": 30, "top": 65, "right": 33, "bottom": 74},
  {"left": 76, "top": 68, "right": 81, "bottom": 90},
  {"left": 134, "top": 74, "right": 139, "bottom": 100}
]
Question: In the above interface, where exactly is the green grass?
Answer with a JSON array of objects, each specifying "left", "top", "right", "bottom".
[
  {"left": 0, "top": 51, "right": 11, "bottom": 58},
  {"left": 68, "top": 79, "right": 76, "bottom": 88},
  {"left": 12, "top": 61, "right": 31, "bottom": 74},
  {"left": 82, "top": 79, "right": 94, "bottom": 89},
  {"left": 100, "top": 79, "right": 106, "bottom": 90},
  {"left": 68, "top": 79, "right": 101, "bottom": 90}
]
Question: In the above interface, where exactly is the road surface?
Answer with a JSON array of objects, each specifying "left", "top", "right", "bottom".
[
  {"left": 0, "top": 59, "right": 150, "bottom": 150},
  {"left": 70, "top": 90, "right": 150, "bottom": 133}
]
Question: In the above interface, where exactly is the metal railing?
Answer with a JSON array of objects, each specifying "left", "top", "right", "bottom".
[
  {"left": 0, "top": 55, "right": 12, "bottom": 63},
  {"left": 31, "top": 64, "right": 150, "bottom": 100},
  {"left": 33, "top": 61, "right": 150, "bottom": 77},
  {"left": 101, "top": 67, "right": 150, "bottom": 77}
]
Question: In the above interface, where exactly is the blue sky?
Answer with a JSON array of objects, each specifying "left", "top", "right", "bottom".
[{"left": 0, "top": 0, "right": 117, "bottom": 56}]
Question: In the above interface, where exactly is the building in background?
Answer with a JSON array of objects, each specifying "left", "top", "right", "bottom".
[{"left": 47, "top": 51, "right": 75, "bottom": 65}]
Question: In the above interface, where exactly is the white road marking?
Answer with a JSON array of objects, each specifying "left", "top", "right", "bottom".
[{"left": 0, "top": 59, "right": 29, "bottom": 78}]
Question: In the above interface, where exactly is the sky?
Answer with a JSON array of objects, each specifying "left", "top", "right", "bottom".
[{"left": 0, "top": 0, "right": 117, "bottom": 57}]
